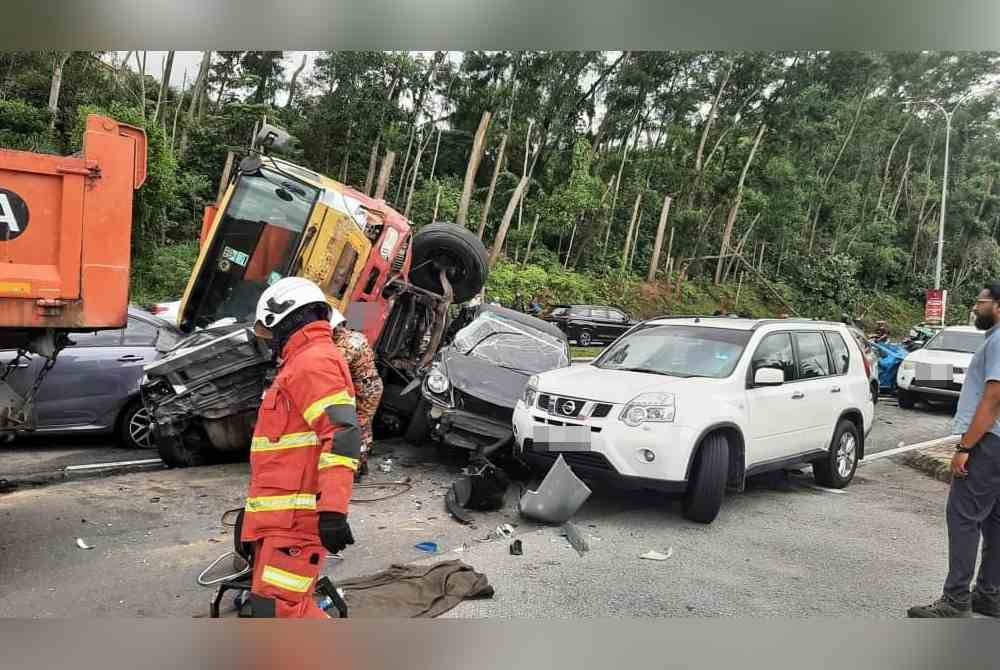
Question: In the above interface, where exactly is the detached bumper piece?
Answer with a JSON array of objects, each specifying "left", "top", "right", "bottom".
[{"left": 438, "top": 409, "right": 513, "bottom": 456}]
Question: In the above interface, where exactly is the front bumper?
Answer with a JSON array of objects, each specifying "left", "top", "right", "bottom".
[
  {"left": 511, "top": 399, "right": 696, "bottom": 487},
  {"left": 433, "top": 407, "right": 513, "bottom": 454},
  {"left": 896, "top": 367, "right": 963, "bottom": 398}
]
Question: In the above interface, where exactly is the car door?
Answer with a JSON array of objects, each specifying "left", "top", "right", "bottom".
[
  {"left": 32, "top": 326, "right": 127, "bottom": 429},
  {"left": 789, "top": 331, "right": 839, "bottom": 450},
  {"left": 746, "top": 332, "right": 813, "bottom": 465},
  {"left": 607, "top": 309, "right": 630, "bottom": 339},
  {"left": 589, "top": 308, "right": 611, "bottom": 340}
]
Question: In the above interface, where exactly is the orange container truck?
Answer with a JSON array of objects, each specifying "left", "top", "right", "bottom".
[{"left": 0, "top": 114, "right": 147, "bottom": 432}]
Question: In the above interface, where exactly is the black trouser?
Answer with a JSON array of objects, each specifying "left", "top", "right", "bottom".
[{"left": 944, "top": 433, "right": 1000, "bottom": 601}]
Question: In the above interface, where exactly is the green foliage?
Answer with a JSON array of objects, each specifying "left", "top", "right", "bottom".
[
  {"left": 0, "top": 98, "right": 56, "bottom": 152},
  {"left": 129, "top": 242, "right": 201, "bottom": 307}
]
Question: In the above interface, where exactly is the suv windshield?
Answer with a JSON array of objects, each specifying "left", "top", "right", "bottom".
[
  {"left": 924, "top": 329, "right": 983, "bottom": 354},
  {"left": 452, "top": 312, "right": 568, "bottom": 374},
  {"left": 595, "top": 324, "right": 751, "bottom": 378},
  {"left": 181, "top": 167, "right": 319, "bottom": 330}
]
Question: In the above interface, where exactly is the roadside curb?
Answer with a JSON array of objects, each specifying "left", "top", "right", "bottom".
[
  {"left": 901, "top": 443, "right": 955, "bottom": 484},
  {"left": 0, "top": 458, "right": 165, "bottom": 493}
]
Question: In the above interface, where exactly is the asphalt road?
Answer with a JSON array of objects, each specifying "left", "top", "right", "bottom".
[{"left": 0, "top": 399, "right": 961, "bottom": 618}]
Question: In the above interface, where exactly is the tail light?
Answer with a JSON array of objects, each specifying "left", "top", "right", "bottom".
[{"left": 151, "top": 304, "right": 169, "bottom": 316}]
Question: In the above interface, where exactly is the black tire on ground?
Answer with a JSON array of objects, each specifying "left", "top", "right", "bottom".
[
  {"left": 157, "top": 432, "right": 208, "bottom": 468},
  {"left": 117, "top": 398, "right": 155, "bottom": 450},
  {"left": 682, "top": 433, "right": 729, "bottom": 524},
  {"left": 897, "top": 389, "right": 916, "bottom": 409},
  {"left": 404, "top": 398, "right": 432, "bottom": 445},
  {"left": 813, "top": 419, "right": 860, "bottom": 489},
  {"left": 410, "top": 223, "right": 489, "bottom": 303},
  {"left": 871, "top": 381, "right": 879, "bottom": 405}
]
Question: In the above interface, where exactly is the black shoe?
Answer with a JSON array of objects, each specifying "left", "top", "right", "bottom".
[
  {"left": 973, "top": 592, "right": 1000, "bottom": 618},
  {"left": 907, "top": 595, "right": 972, "bottom": 618}
]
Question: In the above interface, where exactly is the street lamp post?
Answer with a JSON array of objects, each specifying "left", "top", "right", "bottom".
[{"left": 905, "top": 94, "right": 971, "bottom": 290}]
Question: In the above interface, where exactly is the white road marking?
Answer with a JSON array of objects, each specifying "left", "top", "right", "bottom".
[{"left": 861, "top": 435, "right": 958, "bottom": 463}]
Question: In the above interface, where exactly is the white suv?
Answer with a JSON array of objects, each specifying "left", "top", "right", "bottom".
[{"left": 512, "top": 316, "right": 875, "bottom": 524}]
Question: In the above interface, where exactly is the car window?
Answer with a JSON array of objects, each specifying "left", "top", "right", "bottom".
[
  {"left": 123, "top": 317, "right": 159, "bottom": 346},
  {"left": 825, "top": 331, "right": 850, "bottom": 375},
  {"left": 924, "top": 329, "right": 983, "bottom": 354},
  {"left": 609, "top": 310, "right": 627, "bottom": 323},
  {"left": 793, "top": 332, "right": 831, "bottom": 379},
  {"left": 750, "top": 333, "right": 797, "bottom": 382},
  {"left": 591, "top": 308, "right": 609, "bottom": 319},
  {"left": 71, "top": 328, "right": 123, "bottom": 347},
  {"left": 570, "top": 307, "right": 591, "bottom": 318}
]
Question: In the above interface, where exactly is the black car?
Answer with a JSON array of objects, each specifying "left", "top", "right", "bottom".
[
  {"left": 544, "top": 304, "right": 636, "bottom": 347},
  {"left": 405, "top": 304, "right": 571, "bottom": 456}
]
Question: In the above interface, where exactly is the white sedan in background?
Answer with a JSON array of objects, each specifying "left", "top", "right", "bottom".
[{"left": 896, "top": 326, "right": 984, "bottom": 409}]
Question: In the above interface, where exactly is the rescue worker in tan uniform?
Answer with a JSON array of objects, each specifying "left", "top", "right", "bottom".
[
  {"left": 329, "top": 308, "right": 383, "bottom": 480},
  {"left": 241, "top": 277, "right": 360, "bottom": 618}
]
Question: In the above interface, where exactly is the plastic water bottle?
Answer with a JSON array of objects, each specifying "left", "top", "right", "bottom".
[{"left": 380, "top": 457, "right": 392, "bottom": 473}]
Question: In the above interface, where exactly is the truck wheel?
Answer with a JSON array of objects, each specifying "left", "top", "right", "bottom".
[
  {"left": 681, "top": 433, "right": 729, "bottom": 524},
  {"left": 410, "top": 223, "right": 489, "bottom": 303},
  {"left": 813, "top": 419, "right": 859, "bottom": 488},
  {"left": 404, "top": 398, "right": 431, "bottom": 445},
  {"left": 898, "top": 389, "right": 915, "bottom": 409},
  {"left": 157, "top": 433, "right": 208, "bottom": 468}
]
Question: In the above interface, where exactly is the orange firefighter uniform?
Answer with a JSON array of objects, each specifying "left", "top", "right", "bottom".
[{"left": 240, "top": 320, "right": 360, "bottom": 618}]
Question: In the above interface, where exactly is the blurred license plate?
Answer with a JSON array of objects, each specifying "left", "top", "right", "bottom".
[{"left": 534, "top": 425, "right": 591, "bottom": 451}]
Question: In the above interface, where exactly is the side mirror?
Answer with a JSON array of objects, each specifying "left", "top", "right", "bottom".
[
  {"left": 754, "top": 367, "right": 785, "bottom": 386},
  {"left": 254, "top": 123, "right": 294, "bottom": 153}
]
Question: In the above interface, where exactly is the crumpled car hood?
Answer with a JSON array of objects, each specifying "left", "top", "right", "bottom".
[{"left": 440, "top": 347, "right": 530, "bottom": 409}]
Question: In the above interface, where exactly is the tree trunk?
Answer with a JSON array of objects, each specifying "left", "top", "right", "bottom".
[
  {"left": 621, "top": 191, "right": 643, "bottom": 272},
  {"left": 47, "top": 51, "right": 72, "bottom": 132},
  {"left": 565, "top": 219, "right": 579, "bottom": 269},
  {"left": 978, "top": 175, "right": 994, "bottom": 221},
  {"left": 603, "top": 145, "right": 630, "bottom": 254},
  {"left": 876, "top": 116, "right": 911, "bottom": 215},
  {"left": 647, "top": 195, "right": 673, "bottom": 282},
  {"left": 689, "top": 58, "right": 734, "bottom": 207},
  {"left": 715, "top": 124, "right": 766, "bottom": 284},
  {"left": 285, "top": 54, "right": 308, "bottom": 109},
  {"left": 134, "top": 52, "right": 147, "bottom": 121},
  {"left": 628, "top": 211, "right": 644, "bottom": 272},
  {"left": 364, "top": 133, "right": 381, "bottom": 197},
  {"left": 524, "top": 213, "right": 540, "bottom": 265},
  {"left": 725, "top": 211, "right": 762, "bottom": 281},
  {"left": 153, "top": 51, "right": 175, "bottom": 125},
  {"left": 477, "top": 133, "right": 508, "bottom": 239},
  {"left": 429, "top": 127, "right": 443, "bottom": 181},
  {"left": 395, "top": 124, "right": 417, "bottom": 204},
  {"left": 457, "top": 111, "right": 492, "bottom": 228},
  {"left": 404, "top": 129, "right": 434, "bottom": 219},
  {"left": 179, "top": 51, "right": 212, "bottom": 159},
  {"left": 889, "top": 144, "right": 912, "bottom": 222},
  {"left": 171, "top": 69, "right": 188, "bottom": 153},
  {"left": 488, "top": 175, "right": 530, "bottom": 268},
  {"left": 374, "top": 151, "right": 396, "bottom": 201},
  {"left": 518, "top": 119, "right": 534, "bottom": 232},
  {"left": 432, "top": 185, "right": 442, "bottom": 222},
  {"left": 808, "top": 91, "right": 866, "bottom": 253},
  {"left": 340, "top": 125, "right": 353, "bottom": 183}
]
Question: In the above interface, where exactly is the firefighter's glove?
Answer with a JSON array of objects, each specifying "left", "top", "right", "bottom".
[{"left": 318, "top": 512, "right": 355, "bottom": 555}]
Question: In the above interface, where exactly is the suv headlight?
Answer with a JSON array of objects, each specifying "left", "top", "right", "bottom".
[
  {"left": 900, "top": 361, "right": 915, "bottom": 371},
  {"left": 426, "top": 366, "right": 450, "bottom": 395},
  {"left": 523, "top": 375, "right": 539, "bottom": 407},
  {"left": 620, "top": 392, "right": 675, "bottom": 427}
]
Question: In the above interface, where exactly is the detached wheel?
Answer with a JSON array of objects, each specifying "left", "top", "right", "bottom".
[
  {"left": 682, "top": 433, "right": 729, "bottom": 524},
  {"left": 897, "top": 389, "right": 916, "bottom": 409},
  {"left": 157, "top": 433, "right": 208, "bottom": 468},
  {"left": 813, "top": 419, "right": 859, "bottom": 489},
  {"left": 410, "top": 223, "right": 489, "bottom": 303},
  {"left": 118, "top": 399, "right": 154, "bottom": 450},
  {"left": 578, "top": 330, "right": 594, "bottom": 347}
]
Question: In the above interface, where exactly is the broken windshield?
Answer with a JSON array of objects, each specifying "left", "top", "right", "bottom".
[
  {"left": 180, "top": 167, "right": 319, "bottom": 331},
  {"left": 452, "top": 312, "right": 568, "bottom": 374}
]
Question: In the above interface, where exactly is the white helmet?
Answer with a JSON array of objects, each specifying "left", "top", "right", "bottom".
[
  {"left": 329, "top": 307, "right": 346, "bottom": 329},
  {"left": 254, "top": 277, "right": 330, "bottom": 330}
]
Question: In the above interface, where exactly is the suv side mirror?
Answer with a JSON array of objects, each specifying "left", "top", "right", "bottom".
[{"left": 754, "top": 367, "right": 785, "bottom": 386}]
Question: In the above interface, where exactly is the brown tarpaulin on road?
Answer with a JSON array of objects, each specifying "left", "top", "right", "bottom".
[{"left": 337, "top": 559, "right": 494, "bottom": 618}]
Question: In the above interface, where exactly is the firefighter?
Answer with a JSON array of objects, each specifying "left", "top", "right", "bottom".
[
  {"left": 329, "top": 308, "right": 384, "bottom": 481},
  {"left": 241, "top": 277, "right": 360, "bottom": 618}
]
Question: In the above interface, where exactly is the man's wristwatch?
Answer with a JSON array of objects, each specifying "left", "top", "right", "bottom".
[{"left": 956, "top": 443, "right": 974, "bottom": 453}]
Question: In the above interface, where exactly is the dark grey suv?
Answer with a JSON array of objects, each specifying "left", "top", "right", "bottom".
[{"left": 544, "top": 304, "right": 636, "bottom": 347}]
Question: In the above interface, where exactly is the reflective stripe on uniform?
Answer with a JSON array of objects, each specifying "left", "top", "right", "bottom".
[
  {"left": 245, "top": 493, "right": 317, "bottom": 513},
  {"left": 318, "top": 452, "right": 360, "bottom": 472},
  {"left": 303, "top": 391, "right": 355, "bottom": 425},
  {"left": 250, "top": 432, "right": 319, "bottom": 452},
  {"left": 261, "top": 565, "right": 313, "bottom": 593}
]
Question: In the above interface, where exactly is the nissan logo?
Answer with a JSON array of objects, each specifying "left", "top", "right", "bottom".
[{"left": 560, "top": 400, "right": 576, "bottom": 415}]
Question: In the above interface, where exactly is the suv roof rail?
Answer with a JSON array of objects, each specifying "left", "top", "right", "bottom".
[{"left": 750, "top": 318, "right": 844, "bottom": 330}]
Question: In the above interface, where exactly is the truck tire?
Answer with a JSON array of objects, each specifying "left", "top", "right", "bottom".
[
  {"left": 157, "top": 433, "right": 208, "bottom": 468},
  {"left": 410, "top": 223, "right": 489, "bottom": 303},
  {"left": 681, "top": 433, "right": 729, "bottom": 524}
]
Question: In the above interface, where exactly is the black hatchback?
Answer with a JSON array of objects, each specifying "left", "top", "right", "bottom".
[{"left": 544, "top": 304, "right": 635, "bottom": 347}]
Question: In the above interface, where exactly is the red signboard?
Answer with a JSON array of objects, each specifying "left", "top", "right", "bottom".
[{"left": 925, "top": 289, "right": 947, "bottom": 324}]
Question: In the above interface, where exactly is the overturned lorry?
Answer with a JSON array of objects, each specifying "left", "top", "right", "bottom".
[{"left": 141, "top": 134, "right": 489, "bottom": 467}]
